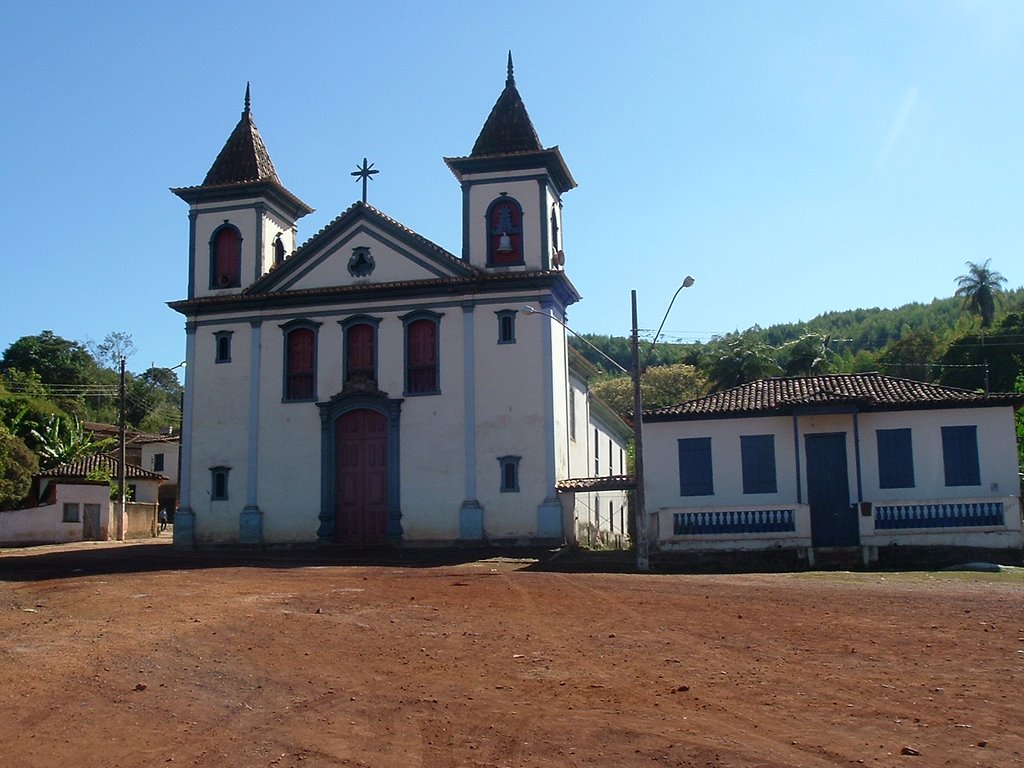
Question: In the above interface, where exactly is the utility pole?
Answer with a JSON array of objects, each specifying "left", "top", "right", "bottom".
[
  {"left": 631, "top": 290, "right": 649, "bottom": 572},
  {"left": 117, "top": 356, "right": 126, "bottom": 541}
]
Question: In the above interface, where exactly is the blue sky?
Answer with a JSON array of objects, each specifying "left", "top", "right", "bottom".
[{"left": 2, "top": 1, "right": 1022, "bottom": 373}]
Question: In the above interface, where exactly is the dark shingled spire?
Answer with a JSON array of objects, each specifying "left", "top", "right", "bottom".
[
  {"left": 470, "top": 52, "right": 543, "bottom": 156},
  {"left": 202, "top": 83, "right": 281, "bottom": 186}
]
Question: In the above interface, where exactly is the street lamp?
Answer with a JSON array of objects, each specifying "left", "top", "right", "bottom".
[{"left": 632, "top": 276, "right": 695, "bottom": 572}]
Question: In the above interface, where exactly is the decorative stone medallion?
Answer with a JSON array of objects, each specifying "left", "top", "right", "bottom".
[{"left": 348, "top": 246, "right": 375, "bottom": 277}]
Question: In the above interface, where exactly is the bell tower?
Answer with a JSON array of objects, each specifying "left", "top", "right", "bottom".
[
  {"left": 445, "top": 54, "right": 576, "bottom": 272},
  {"left": 172, "top": 84, "right": 312, "bottom": 299}
]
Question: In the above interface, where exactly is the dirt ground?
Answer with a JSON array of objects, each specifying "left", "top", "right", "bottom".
[{"left": 0, "top": 541, "right": 1021, "bottom": 768}]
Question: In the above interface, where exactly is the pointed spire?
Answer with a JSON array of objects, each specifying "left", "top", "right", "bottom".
[
  {"left": 202, "top": 83, "right": 281, "bottom": 186},
  {"left": 470, "top": 53, "right": 542, "bottom": 157}
]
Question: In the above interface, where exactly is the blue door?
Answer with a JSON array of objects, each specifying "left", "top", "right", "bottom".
[{"left": 805, "top": 432, "right": 858, "bottom": 547}]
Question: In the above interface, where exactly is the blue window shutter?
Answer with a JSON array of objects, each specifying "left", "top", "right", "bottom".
[
  {"left": 941, "top": 425, "right": 980, "bottom": 487},
  {"left": 876, "top": 428, "right": 914, "bottom": 489},
  {"left": 678, "top": 437, "right": 714, "bottom": 496},
  {"left": 741, "top": 434, "right": 777, "bottom": 494}
]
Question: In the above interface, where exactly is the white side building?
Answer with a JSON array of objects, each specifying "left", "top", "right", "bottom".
[{"left": 642, "top": 374, "right": 1024, "bottom": 567}]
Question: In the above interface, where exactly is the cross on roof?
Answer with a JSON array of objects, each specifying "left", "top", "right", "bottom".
[{"left": 351, "top": 157, "right": 379, "bottom": 203}]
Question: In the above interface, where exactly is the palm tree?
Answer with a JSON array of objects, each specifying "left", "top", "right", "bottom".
[{"left": 955, "top": 259, "right": 1007, "bottom": 329}]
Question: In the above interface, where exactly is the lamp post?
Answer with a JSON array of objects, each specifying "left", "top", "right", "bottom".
[{"left": 633, "top": 275, "right": 695, "bottom": 571}]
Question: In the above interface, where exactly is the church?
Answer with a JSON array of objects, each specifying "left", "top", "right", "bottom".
[{"left": 169, "top": 57, "right": 631, "bottom": 548}]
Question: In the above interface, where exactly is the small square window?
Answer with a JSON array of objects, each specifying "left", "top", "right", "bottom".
[
  {"left": 498, "top": 456, "right": 521, "bottom": 493},
  {"left": 62, "top": 503, "right": 80, "bottom": 523}
]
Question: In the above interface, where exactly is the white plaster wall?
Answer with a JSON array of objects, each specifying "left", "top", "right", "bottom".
[
  {"left": 140, "top": 442, "right": 179, "bottom": 485},
  {"left": 472, "top": 301, "right": 550, "bottom": 538},
  {"left": 286, "top": 225, "right": 458, "bottom": 292},
  {"left": 187, "top": 321, "right": 251, "bottom": 542},
  {"left": 130, "top": 479, "right": 161, "bottom": 505},
  {"left": 0, "top": 484, "right": 109, "bottom": 545},
  {"left": 644, "top": 415, "right": 798, "bottom": 511},
  {"left": 858, "top": 407, "right": 1020, "bottom": 501},
  {"left": 192, "top": 202, "right": 260, "bottom": 298}
]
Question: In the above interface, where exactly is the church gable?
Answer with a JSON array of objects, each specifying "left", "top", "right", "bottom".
[{"left": 248, "top": 201, "right": 477, "bottom": 295}]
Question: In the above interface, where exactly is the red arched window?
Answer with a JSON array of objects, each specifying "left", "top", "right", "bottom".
[
  {"left": 346, "top": 323, "right": 375, "bottom": 385},
  {"left": 285, "top": 327, "right": 316, "bottom": 400},
  {"left": 211, "top": 224, "right": 241, "bottom": 288},
  {"left": 486, "top": 197, "right": 524, "bottom": 266},
  {"left": 406, "top": 318, "right": 438, "bottom": 394}
]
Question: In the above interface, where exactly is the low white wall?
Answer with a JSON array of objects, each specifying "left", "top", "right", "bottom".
[
  {"left": 654, "top": 503, "right": 812, "bottom": 552},
  {"left": 0, "top": 483, "right": 111, "bottom": 545}
]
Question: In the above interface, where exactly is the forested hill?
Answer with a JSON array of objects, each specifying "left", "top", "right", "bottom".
[{"left": 573, "top": 285, "right": 1024, "bottom": 396}]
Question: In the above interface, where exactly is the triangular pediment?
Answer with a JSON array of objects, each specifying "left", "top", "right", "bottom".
[{"left": 248, "top": 202, "right": 478, "bottom": 295}]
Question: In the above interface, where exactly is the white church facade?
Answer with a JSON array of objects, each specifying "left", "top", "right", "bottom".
[{"left": 170, "top": 59, "right": 630, "bottom": 547}]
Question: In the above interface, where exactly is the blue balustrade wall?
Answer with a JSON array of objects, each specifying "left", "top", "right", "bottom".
[
  {"left": 673, "top": 509, "right": 796, "bottom": 536},
  {"left": 874, "top": 502, "right": 1004, "bottom": 530}
]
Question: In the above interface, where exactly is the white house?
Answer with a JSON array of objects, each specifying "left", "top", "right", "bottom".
[
  {"left": 170, "top": 58, "right": 629, "bottom": 548},
  {"left": 642, "top": 374, "right": 1024, "bottom": 567},
  {"left": 0, "top": 455, "right": 165, "bottom": 545}
]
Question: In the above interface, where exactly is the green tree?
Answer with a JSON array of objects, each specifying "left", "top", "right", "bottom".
[
  {"left": 955, "top": 259, "right": 1007, "bottom": 329},
  {"left": 28, "top": 413, "right": 114, "bottom": 470},
  {"left": 590, "top": 364, "right": 707, "bottom": 417},
  {"left": 938, "top": 312, "right": 1024, "bottom": 392},
  {"left": 0, "top": 423, "right": 37, "bottom": 510},
  {"left": 779, "top": 333, "right": 835, "bottom": 377},
  {"left": 89, "top": 331, "right": 137, "bottom": 370},
  {"left": 707, "top": 337, "right": 782, "bottom": 392},
  {"left": 1, "top": 331, "right": 101, "bottom": 386},
  {"left": 876, "top": 327, "right": 944, "bottom": 381}
]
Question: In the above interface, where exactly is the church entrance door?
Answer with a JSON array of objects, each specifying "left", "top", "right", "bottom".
[{"left": 334, "top": 408, "right": 389, "bottom": 545}]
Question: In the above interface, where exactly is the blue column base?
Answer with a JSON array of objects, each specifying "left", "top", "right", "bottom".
[
  {"left": 239, "top": 506, "right": 263, "bottom": 545},
  {"left": 173, "top": 508, "right": 195, "bottom": 548},
  {"left": 536, "top": 497, "right": 563, "bottom": 540},
  {"left": 459, "top": 500, "right": 484, "bottom": 540}
]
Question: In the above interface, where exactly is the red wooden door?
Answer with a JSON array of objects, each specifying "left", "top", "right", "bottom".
[{"left": 335, "top": 409, "right": 388, "bottom": 544}]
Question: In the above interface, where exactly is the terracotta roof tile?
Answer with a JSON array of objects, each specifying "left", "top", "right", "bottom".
[
  {"left": 470, "top": 54, "right": 543, "bottom": 157},
  {"left": 38, "top": 454, "right": 164, "bottom": 481},
  {"left": 556, "top": 475, "right": 636, "bottom": 493},
  {"left": 645, "top": 373, "right": 1024, "bottom": 421}
]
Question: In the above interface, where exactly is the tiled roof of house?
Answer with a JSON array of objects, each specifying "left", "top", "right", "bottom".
[
  {"left": 645, "top": 373, "right": 1024, "bottom": 421},
  {"left": 203, "top": 84, "right": 280, "bottom": 186},
  {"left": 556, "top": 475, "right": 636, "bottom": 493},
  {"left": 470, "top": 53, "right": 543, "bottom": 157},
  {"left": 38, "top": 454, "right": 164, "bottom": 481}
]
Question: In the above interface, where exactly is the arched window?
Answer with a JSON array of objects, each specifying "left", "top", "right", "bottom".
[
  {"left": 486, "top": 196, "right": 524, "bottom": 266},
  {"left": 496, "top": 310, "right": 516, "bottom": 344},
  {"left": 283, "top": 323, "right": 318, "bottom": 401},
  {"left": 210, "top": 223, "right": 242, "bottom": 288},
  {"left": 345, "top": 322, "right": 376, "bottom": 385},
  {"left": 402, "top": 312, "right": 441, "bottom": 395},
  {"left": 214, "top": 331, "right": 232, "bottom": 363}
]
